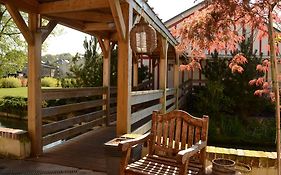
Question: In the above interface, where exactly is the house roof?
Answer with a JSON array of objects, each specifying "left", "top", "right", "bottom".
[{"left": 165, "top": 1, "right": 206, "bottom": 28}]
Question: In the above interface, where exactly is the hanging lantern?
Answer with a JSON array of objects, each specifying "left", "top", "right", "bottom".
[{"left": 130, "top": 18, "right": 157, "bottom": 55}]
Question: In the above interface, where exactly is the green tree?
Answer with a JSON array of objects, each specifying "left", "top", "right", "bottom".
[
  {"left": 0, "top": 5, "right": 27, "bottom": 76},
  {"left": 69, "top": 37, "right": 103, "bottom": 87}
]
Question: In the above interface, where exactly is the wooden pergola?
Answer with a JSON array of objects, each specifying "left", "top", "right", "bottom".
[{"left": 0, "top": 0, "right": 186, "bottom": 156}]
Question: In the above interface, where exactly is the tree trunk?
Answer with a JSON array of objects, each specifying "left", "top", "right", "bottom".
[{"left": 268, "top": 8, "right": 280, "bottom": 175}]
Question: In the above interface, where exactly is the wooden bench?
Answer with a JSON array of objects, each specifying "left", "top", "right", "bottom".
[{"left": 119, "top": 110, "right": 209, "bottom": 175}]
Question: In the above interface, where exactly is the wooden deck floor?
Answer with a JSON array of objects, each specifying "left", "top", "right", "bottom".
[{"left": 29, "top": 126, "right": 116, "bottom": 173}]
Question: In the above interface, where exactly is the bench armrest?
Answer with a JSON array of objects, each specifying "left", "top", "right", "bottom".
[
  {"left": 176, "top": 140, "right": 207, "bottom": 164},
  {"left": 118, "top": 133, "right": 152, "bottom": 152}
]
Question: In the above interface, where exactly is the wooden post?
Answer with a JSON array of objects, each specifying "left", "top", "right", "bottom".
[
  {"left": 173, "top": 53, "right": 179, "bottom": 109},
  {"left": 159, "top": 37, "right": 168, "bottom": 114},
  {"left": 99, "top": 38, "right": 111, "bottom": 126},
  {"left": 28, "top": 13, "right": 42, "bottom": 156},
  {"left": 116, "top": 3, "right": 133, "bottom": 135},
  {"left": 268, "top": 9, "right": 281, "bottom": 175},
  {"left": 133, "top": 57, "right": 138, "bottom": 89}
]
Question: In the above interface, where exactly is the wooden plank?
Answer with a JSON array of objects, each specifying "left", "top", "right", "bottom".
[
  {"left": 131, "top": 90, "right": 163, "bottom": 105},
  {"left": 116, "top": 3, "right": 133, "bottom": 135},
  {"left": 159, "top": 37, "right": 168, "bottom": 113},
  {"left": 181, "top": 121, "right": 188, "bottom": 149},
  {"left": 27, "top": 14, "right": 42, "bottom": 156},
  {"left": 0, "top": 0, "right": 38, "bottom": 13},
  {"left": 41, "top": 20, "right": 57, "bottom": 43},
  {"left": 42, "top": 110, "right": 106, "bottom": 135},
  {"left": 132, "top": 120, "right": 151, "bottom": 135},
  {"left": 167, "top": 104, "right": 176, "bottom": 113},
  {"left": 42, "top": 99, "right": 106, "bottom": 117},
  {"left": 195, "top": 127, "right": 201, "bottom": 143},
  {"left": 174, "top": 53, "right": 180, "bottom": 109},
  {"left": 168, "top": 118, "right": 175, "bottom": 148},
  {"left": 166, "top": 88, "right": 176, "bottom": 96},
  {"left": 5, "top": 3, "right": 34, "bottom": 44},
  {"left": 39, "top": 0, "right": 109, "bottom": 14},
  {"left": 174, "top": 117, "right": 182, "bottom": 150},
  {"left": 101, "top": 39, "right": 111, "bottom": 126},
  {"left": 108, "top": 0, "right": 126, "bottom": 40},
  {"left": 166, "top": 97, "right": 176, "bottom": 107},
  {"left": 84, "top": 22, "right": 115, "bottom": 31},
  {"left": 188, "top": 125, "right": 194, "bottom": 147},
  {"left": 43, "top": 117, "right": 104, "bottom": 146},
  {"left": 162, "top": 119, "right": 169, "bottom": 147},
  {"left": 131, "top": 104, "right": 162, "bottom": 124},
  {"left": 156, "top": 118, "right": 163, "bottom": 146},
  {"left": 48, "top": 11, "right": 113, "bottom": 23},
  {"left": 42, "top": 87, "right": 106, "bottom": 100}
]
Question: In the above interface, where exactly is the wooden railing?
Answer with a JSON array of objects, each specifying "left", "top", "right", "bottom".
[
  {"left": 166, "top": 88, "right": 176, "bottom": 112},
  {"left": 131, "top": 90, "right": 163, "bottom": 134},
  {"left": 41, "top": 87, "right": 115, "bottom": 146},
  {"left": 133, "top": 79, "right": 153, "bottom": 91}
]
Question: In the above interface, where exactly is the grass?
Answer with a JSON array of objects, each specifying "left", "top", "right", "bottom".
[
  {"left": 0, "top": 87, "right": 61, "bottom": 98},
  {"left": 0, "top": 87, "right": 27, "bottom": 98}
]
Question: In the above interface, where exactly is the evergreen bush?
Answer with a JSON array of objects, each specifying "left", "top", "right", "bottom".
[
  {"left": 0, "top": 96, "right": 27, "bottom": 117},
  {"left": 41, "top": 77, "right": 58, "bottom": 87},
  {"left": 0, "top": 77, "right": 21, "bottom": 88}
]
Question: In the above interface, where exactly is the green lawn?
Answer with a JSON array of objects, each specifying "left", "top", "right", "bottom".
[
  {"left": 0, "top": 87, "right": 61, "bottom": 98},
  {"left": 0, "top": 87, "right": 27, "bottom": 98}
]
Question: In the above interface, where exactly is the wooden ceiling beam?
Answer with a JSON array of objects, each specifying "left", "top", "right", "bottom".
[
  {"left": 5, "top": 3, "right": 34, "bottom": 44},
  {"left": 48, "top": 11, "right": 114, "bottom": 23},
  {"left": 108, "top": 0, "right": 126, "bottom": 41},
  {"left": 0, "top": 0, "right": 38, "bottom": 13},
  {"left": 84, "top": 23, "right": 115, "bottom": 31},
  {"left": 41, "top": 20, "right": 57, "bottom": 43},
  {"left": 39, "top": 0, "right": 109, "bottom": 14}
]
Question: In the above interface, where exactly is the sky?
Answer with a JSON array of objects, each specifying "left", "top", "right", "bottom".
[{"left": 43, "top": 0, "right": 202, "bottom": 56}]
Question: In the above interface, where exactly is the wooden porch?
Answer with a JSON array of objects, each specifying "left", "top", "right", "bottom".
[
  {"left": 0, "top": 0, "right": 193, "bottom": 157},
  {"left": 29, "top": 126, "right": 116, "bottom": 173}
]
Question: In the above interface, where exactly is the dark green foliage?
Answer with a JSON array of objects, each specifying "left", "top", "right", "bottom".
[
  {"left": 194, "top": 40, "right": 274, "bottom": 119},
  {"left": 0, "top": 96, "right": 27, "bottom": 117},
  {"left": 187, "top": 39, "right": 275, "bottom": 150},
  {"left": 138, "top": 64, "right": 151, "bottom": 83},
  {"left": 69, "top": 37, "right": 103, "bottom": 87},
  {"left": 60, "top": 78, "right": 77, "bottom": 88}
]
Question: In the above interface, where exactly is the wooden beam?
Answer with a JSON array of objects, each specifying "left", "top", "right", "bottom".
[
  {"left": 100, "top": 39, "right": 112, "bottom": 126},
  {"left": 126, "top": 0, "right": 178, "bottom": 46},
  {"left": 0, "top": 0, "right": 38, "bottom": 13},
  {"left": 159, "top": 36, "right": 168, "bottom": 114},
  {"left": 5, "top": 3, "right": 34, "bottom": 44},
  {"left": 116, "top": 3, "right": 133, "bottom": 135},
  {"left": 108, "top": 0, "right": 126, "bottom": 41},
  {"left": 28, "top": 14, "right": 43, "bottom": 156},
  {"left": 173, "top": 53, "right": 180, "bottom": 109},
  {"left": 84, "top": 23, "right": 115, "bottom": 31},
  {"left": 48, "top": 11, "right": 113, "bottom": 23},
  {"left": 41, "top": 20, "right": 57, "bottom": 43},
  {"left": 133, "top": 56, "right": 138, "bottom": 88},
  {"left": 39, "top": 0, "right": 109, "bottom": 14}
]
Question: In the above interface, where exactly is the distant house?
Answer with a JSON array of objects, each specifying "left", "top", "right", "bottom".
[
  {"left": 22, "top": 62, "right": 58, "bottom": 78},
  {"left": 165, "top": 1, "right": 281, "bottom": 83}
]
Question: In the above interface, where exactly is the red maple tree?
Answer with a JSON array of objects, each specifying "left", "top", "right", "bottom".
[{"left": 173, "top": 0, "right": 281, "bottom": 173}]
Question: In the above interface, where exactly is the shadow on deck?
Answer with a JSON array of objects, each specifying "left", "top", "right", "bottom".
[{"left": 29, "top": 126, "right": 116, "bottom": 173}]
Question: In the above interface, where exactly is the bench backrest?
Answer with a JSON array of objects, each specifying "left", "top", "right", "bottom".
[{"left": 149, "top": 110, "right": 209, "bottom": 157}]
